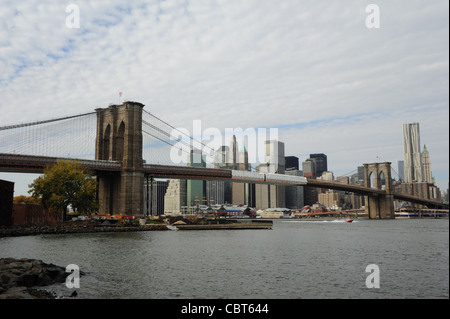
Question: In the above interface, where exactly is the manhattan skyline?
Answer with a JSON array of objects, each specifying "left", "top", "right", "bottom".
[{"left": 0, "top": 1, "right": 448, "bottom": 195}]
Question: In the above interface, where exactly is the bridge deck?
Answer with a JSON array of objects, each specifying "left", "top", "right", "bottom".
[{"left": 0, "top": 153, "right": 447, "bottom": 209}]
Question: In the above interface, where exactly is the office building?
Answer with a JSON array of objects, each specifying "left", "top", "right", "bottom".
[
  {"left": 397, "top": 160, "right": 405, "bottom": 182},
  {"left": 187, "top": 149, "right": 206, "bottom": 212},
  {"left": 310, "top": 153, "right": 327, "bottom": 177},
  {"left": 318, "top": 192, "right": 340, "bottom": 209},
  {"left": 214, "top": 145, "right": 229, "bottom": 169},
  {"left": 302, "top": 159, "right": 316, "bottom": 178},
  {"left": 144, "top": 179, "right": 168, "bottom": 216},
  {"left": 255, "top": 140, "right": 286, "bottom": 209},
  {"left": 163, "top": 179, "right": 187, "bottom": 214},
  {"left": 422, "top": 145, "right": 432, "bottom": 183},
  {"left": 285, "top": 169, "right": 304, "bottom": 209},
  {"left": 212, "top": 136, "right": 253, "bottom": 206},
  {"left": 285, "top": 156, "right": 299, "bottom": 171}
]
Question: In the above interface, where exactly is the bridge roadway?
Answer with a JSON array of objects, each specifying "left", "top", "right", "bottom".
[{"left": 0, "top": 153, "right": 447, "bottom": 209}]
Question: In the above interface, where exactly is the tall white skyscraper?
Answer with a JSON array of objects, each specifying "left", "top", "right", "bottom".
[{"left": 403, "top": 123, "right": 423, "bottom": 182}]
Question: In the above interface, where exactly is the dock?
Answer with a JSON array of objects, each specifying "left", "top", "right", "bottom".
[{"left": 175, "top": 221, "right": 273, "bottom": 230}]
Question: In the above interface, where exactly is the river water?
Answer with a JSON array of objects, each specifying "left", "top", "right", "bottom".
[{"left": 0, "top": 218, "right": 448, "bottom": 299}]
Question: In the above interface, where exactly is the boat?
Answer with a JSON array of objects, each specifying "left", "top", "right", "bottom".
[
  {"left": 345, "top": 219, "right": 353, "bottom": 223},
  {"left": 166, "top": 225, "right": 178, "bottom": 231}
]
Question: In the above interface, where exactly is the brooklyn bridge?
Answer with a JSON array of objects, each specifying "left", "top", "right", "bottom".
[{"left": 0, "top": 102, "right": 447, "bottom": 219}]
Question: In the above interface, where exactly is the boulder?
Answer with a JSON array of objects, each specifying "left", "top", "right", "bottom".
[{"left": 0, "top": 258, "right": 69, "bottom": 299}]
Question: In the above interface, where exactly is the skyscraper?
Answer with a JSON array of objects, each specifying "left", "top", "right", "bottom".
[
  {"left": 309, "top": 153, "right": 327, "bottom": 178},
  {"left": 403, "top": 123, "right": 423, "bottom": 182},
  {"left": 302, "top": 158, "right": 316, "bottom": 178},
  {"left": 187, "top": 149, "right": 206, "bottom": 212},
  {"left": 255, "top": 140, "right": 285, "bottom": 209},
  {"left": 285, "top": 156, "right": 299, "bottom": 171},
  {"left": 212, "top": 136, "right": 252, "bottom": 205},
  {"left": 397, "top": 160, "right": 404, "bottom": 182},
  {"left": 164, "top": 179, "right": 187, "bottom": 214},
  {"left": 228, "top": 135, "right": 239, "bottom": 170},
  {"left": 422, "top": 144, "right": 432, "bottom": 183}
]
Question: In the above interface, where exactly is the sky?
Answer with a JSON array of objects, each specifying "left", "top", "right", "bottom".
[{"left": 0, "top": 0, "right": 448, "bottom": 196}]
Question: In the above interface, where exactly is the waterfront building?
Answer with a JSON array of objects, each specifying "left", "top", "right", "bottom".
[
  {"left": 163, "top": 179, "right": 187, "bottom": 215},
  {"left": 0, "top": 179, "right": 14, "bottom": 226},
  {"left": 285, "top": 169, "right": 304, "bottom": 209},
  {"left": 344, "top": 193, "right": 363, "bottom": 210},
  {"left": 318, "top": 191, "right": 340, "bottom": 209},
  {"left": 206, "top": 180, "right": 227, "bottom": 206},
  {"left": 403, "top": 123, "right": 423, "bottom": 182},
  {"left": 143, "top": 179, "right": 169, "bottom": 216}
]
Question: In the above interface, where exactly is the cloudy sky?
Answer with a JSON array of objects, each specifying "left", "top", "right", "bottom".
[{"left": 0, "top": 0, "right": 448, "bottom": 195}]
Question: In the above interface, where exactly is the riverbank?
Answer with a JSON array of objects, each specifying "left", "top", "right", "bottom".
[
  {"left": 0, "top": 258, "right": 68, "bottom": 299},
  {"left": 0, "top": 222, "right": 168, "bottom": 238}
]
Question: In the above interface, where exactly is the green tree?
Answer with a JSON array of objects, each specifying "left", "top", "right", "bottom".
[{"left": 28, "top": 159, "right": 98, "bottom": 220}]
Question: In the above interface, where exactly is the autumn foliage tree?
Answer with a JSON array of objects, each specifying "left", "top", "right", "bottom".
[
  {"left": 28, "top": 159, "right": 98, "bottom": 220},
  {"left": 13, "top": 195, "right": 42, "bottom": 205}
]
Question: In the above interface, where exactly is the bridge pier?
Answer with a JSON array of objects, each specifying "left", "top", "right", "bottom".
[
  {"left": 95, "top": 102, "right": 145, "bottom": 216},
  {"left": 364, "top": 162, "right": 395, "bottom": 219}
]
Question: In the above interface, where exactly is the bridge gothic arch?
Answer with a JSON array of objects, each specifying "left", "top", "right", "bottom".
[
  {"left": 363, "top": 162, "right": 394, "bottom": 219},
  {"left": 115, "top": 121, "right": 125, "bottom": 162},
  {"left": 364, "top": 163, "right": 391, "bottom": 192},
  {"left": 103, "top": 124, "right": 111, "bottom": 160}
]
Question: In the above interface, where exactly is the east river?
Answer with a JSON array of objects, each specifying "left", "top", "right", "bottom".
[{"left": 0, "top": 218, "right": 448, "bottom": 299}]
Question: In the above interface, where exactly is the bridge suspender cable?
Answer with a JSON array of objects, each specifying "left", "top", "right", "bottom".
[
  {"left": 0, "top": 112, "right": 96, "bottom": 131},
  {"left": 142, "top": 109, "right": 216, "bottom": 155}
]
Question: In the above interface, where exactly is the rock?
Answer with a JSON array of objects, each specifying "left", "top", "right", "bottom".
[{"left": 0, "top": 258, "right": 69, "bottom": 299}]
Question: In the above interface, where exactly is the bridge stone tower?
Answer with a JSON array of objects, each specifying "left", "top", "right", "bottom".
[
  {"left": 95, "top": 102, "right": 144, "bottom": 216},
  {"left": 364, "top": 162, "right": 395, "bottom": 219}
]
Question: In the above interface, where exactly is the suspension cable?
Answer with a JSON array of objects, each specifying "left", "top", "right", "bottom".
[{"left": 0, "top": 112, "right": 96, "bottom": 131}]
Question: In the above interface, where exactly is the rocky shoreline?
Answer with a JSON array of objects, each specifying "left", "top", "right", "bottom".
[
  {"left": 0, "top": 258, "right": 69, "bottom": 299},
  {"left": 0, "top": 223, "right": 168, "bottom": 238}
]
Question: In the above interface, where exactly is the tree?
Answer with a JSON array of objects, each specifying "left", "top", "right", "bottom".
[
  {"left": 28, "top": 159, "right": 98, "bottom": 220},
  {"left": 13, "top": 195, "right": 42, "bottom": 205}
]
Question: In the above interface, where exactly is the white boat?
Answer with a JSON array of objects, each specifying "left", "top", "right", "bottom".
[{"left": 166, "top": 225, "right": 178, "bottom": 231}]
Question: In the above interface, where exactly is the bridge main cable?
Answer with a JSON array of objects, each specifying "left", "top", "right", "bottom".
[{"left": 0, "top": 112, "right": 96, "bottom": 131}]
